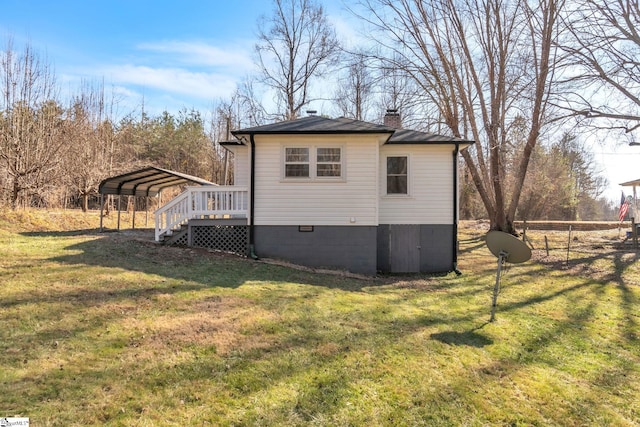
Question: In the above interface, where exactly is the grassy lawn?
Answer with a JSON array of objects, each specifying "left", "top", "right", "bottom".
[{"left": 1, "top": 210, "right": 639, "bottom": 426}]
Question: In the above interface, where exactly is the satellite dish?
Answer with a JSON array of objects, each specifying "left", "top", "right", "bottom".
[
  {"left": 485, "top": 231, "right": 532, "bottom": 322},
  {"left": 486, "top": 231, "right": 532, "bottom": 264}
]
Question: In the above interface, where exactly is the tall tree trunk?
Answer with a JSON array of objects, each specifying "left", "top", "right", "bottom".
[{"left": 11, "top": 174, "right": 20, "bottom": 210}]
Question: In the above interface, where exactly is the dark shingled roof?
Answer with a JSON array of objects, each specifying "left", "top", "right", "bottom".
[
  {"left": 386, "top": 128, "right": 473, "bottom": 145},
  {"left": 230, "top": 115, "right": 474, "bottom": 146},
  {"left": 232, "top": 116, "right": 395, "bottom": 135}
]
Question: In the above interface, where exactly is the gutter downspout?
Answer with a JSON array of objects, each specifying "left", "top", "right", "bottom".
[
  {"left": 452, "top": 144, "right": 462, "bottom": 276},
  {"left": 248, "top": 133, "right": 259, "bottom": 259}
]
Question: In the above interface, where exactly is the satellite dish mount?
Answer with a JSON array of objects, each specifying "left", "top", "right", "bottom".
[{"left": 485, "top": 231, "right": 532, "bottom": 322}]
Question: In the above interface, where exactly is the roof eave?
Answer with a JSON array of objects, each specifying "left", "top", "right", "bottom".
[
  {"left": 620, "top": 179, "right": 640, "bottom": 187},
  {"left": 231, "top": 129, "right": 395, "bottom": 136},
  {"left": 220, "top": 140, "right": 245, "bottom": 146},
  {"left": 385, "top": 140, "right": 475, "bottom": 146}
]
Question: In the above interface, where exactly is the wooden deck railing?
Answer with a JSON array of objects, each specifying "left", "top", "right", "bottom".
[{"left": 155, "top": 186, "right": 248, "bottom": 241}]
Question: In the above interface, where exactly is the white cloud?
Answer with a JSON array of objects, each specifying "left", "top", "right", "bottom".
[
  {"left": 55, "top": 38, "right": 257, "bottom": 115},
  {"left": 136, "top": 40, "right": 255, "bottom": 70},
  {"left": 326, "top": 4, "right": 373, "bottom": 51},
  {"left": 109, "top": 84, "right": 138, "bottom": 100},
  {"left": 102, "top": 64, "right": 239, "bottom": 101},
  {"left": 329, "top": 16, "right": 365, "bottom": 50}
]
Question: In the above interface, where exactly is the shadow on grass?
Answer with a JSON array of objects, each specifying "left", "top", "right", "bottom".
[
  {"left": 537, "top": 249, "right": 639, "bottom": 342},
  {"left": 19, "top": 229, "right": 376, "bottom": 293},
  {"left": 430, "top": 324, "right": 492, "bottom": 347},
  {"left": 457, "top": 235, "right": 487, "bottom": 254},
  {"left": 476, "top": 246, "right": 639, "bottom": 401},
  {"left": 22, "top": 227, "right": 640, "bottom": 343},
  {"left": 21, "top": 228, "right": 106, "bottom": 237}
]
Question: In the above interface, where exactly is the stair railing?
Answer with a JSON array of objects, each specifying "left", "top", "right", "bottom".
[{"left": 155, "top": 186, "right": 248, "bottom": 241}]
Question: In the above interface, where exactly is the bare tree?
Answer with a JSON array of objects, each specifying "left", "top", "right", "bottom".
[
  {"left": 0, "top": 38, "right": 65, "bottom": 208},
  {"left": 255, "top": 0, "right": 340, "bottom": 120},
  {"left": 373, "top": 64, "right": 425, "bottom": 129},
  {"left": 356, "top": 0, "right": 563, "bottom": 232},
  {"left": 208, "top": 86, "right": 277, "bottom": 185},
  {"left": 63, "top": 80, "right": 117, "bottom": 211},
  {"left": 235, "top": 78, "right": 269, "bottom": 127},
  {"left": 558, "top": 0, "right": 640, "bottom": 133},
  {"left": 334, "top": 51, "right": 375, "bottom": 121}
]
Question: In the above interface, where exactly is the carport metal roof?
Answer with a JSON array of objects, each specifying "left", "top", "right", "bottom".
[
  {"left": 620, "top": 178, "right": 640, "bottom": 187},
  {"left": 99, "top": 166, "right": 215, "bottom": 197}
]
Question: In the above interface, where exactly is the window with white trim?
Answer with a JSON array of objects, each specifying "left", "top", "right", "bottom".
[
  {"left": 285, "top": 147, "right": 310, "bottom": 178},
  {"left": 387, "top": 156, "right": 408, "bottom": 194},
  {"left": 283, "top": 146, "right": 343, "bottom": 179},
  {"left": 316, "top": 147, "right": 341, "bottom": 177}
]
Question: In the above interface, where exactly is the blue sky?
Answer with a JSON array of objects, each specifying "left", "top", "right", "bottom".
[{"left": 0, "top": 0, "right": 354, "bottom": 116}]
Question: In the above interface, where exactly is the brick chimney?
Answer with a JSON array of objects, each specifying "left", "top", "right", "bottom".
[{"left": 383, "top": 109, "right": 401, "bottom": 128}]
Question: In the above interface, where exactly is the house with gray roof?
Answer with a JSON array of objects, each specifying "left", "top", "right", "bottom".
[{"left": 155, "top": 110, "right": 473, "bottom": 275}]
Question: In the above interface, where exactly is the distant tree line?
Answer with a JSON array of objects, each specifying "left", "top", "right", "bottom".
[
  {"left": 460, "top": 132, "right": 615, "bottom": 221},
  {"left": 0, "top": 37, "right": 237, "bottom": 210},
  {"left": 1, "top": 0, "right": 637, "bottom": 224}
]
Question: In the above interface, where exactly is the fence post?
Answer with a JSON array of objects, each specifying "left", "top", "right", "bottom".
[
  {"left": 566, "top": 225, "right": 572, "bottom": 266},
  {"left": 544, "top": 235, "right": 549, "bottom": 257},
  {"left": 521, "top": 220, "right": 534, "bottom": 249}
]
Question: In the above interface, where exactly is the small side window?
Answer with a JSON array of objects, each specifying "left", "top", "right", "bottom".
[{"left": 387, "top": 156, "right": 408, "bottom": 194}]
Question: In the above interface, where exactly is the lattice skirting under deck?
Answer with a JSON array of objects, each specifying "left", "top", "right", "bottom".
[
  {"left": 172, "top": 232, "right": 189, "bottom": 246},
  {"left": 190, "top": 225, "right": 249, "bottom": 256}
]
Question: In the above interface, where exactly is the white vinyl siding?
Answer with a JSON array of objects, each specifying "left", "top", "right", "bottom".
[
  {"left": 253, "top": 134, "right": 380, "bottom": 226},
  {"left": 231, "top": 145, "right": 249, "bottom": 187},
  {"left": 379, "top": 145, "right": 454, "bottom": 224}
]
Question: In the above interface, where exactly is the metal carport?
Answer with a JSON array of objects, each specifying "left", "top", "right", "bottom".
[
  {"left": 98, "top": 166, "right": 215, "bottom": 231},
  {"left": 620, "top": 178, "right": 640, "bottom": 218},
  {"left": 620, "top": 178, "right": 640, "bottom": 248}
]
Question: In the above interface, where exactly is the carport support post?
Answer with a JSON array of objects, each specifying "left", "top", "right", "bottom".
[
  {"left": 117, "top": 195, "right": 122, "bottom": 231},
  {"left": 132, "top": 196, "right": 136, "bottom": 230},
  {"left": 99, "top": 193, "right": 104, "bottom": 232}
]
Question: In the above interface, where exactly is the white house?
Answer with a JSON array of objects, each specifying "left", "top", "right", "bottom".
[{"left": 155, "top": 111, "right": 473, "bottom": 275}]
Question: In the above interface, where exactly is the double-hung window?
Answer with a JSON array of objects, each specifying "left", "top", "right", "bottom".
[
  {"left": 316, "top": 148, "right": 341, "bottom": 177},
  {"left": 386, "top": 156, "right": 408, "bottom": 194},
  {"left": 285, "top": 147, "right": 310, "bottom": 178},
  {"left": 284, "top": 146, "right": 343, "bottom": 179}
]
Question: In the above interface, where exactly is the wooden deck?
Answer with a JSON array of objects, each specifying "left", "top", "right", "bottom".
[{"left": 155, "top": 186, "right": 248, "bottom": 241}]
